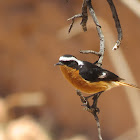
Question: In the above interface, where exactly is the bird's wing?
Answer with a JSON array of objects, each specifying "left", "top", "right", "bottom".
[{"left": 79, "top": 63, "right": 122, "bottom": 82}]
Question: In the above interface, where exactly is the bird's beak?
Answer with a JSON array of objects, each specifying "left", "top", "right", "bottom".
[{"left": 55, "top": 62, "right": 64, "bottom": 66}]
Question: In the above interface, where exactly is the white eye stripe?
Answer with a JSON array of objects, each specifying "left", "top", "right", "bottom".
[
  {"left": 59, "top": 56, "right": 84, "bottom": 66},
  {"left": 59, "top": 56, "right": 76, "bottom": 61}
]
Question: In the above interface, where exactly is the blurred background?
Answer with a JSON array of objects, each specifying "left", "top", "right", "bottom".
[{"left": 0, "top": 0, "right": 140, "bottom": 140}]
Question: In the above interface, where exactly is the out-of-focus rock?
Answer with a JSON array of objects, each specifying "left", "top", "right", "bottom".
[
  {"left": 6, "top": 92, "right": 46, "bottom": 109},
  {"left": 6, "top": 116, "right": 52, "bottom": 140},
  {"left": 0, "top": 129, "right": 5, "bottom": 140}
]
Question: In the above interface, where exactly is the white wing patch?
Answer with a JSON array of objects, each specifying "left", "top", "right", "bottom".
[{"left": 98, "top": 72, "right": 107, "bottom": 79}]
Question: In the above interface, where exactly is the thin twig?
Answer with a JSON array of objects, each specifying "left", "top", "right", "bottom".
[
  {"left": 80, "top": 50, "right": 101, "bottom": 56},
  {"left": 67, "top": 14, "right": 82, "bottom": 33},
  {"left": 68, "top": 0, "right": 88, "bottom": 33},
  {"left": 106, "top": 0, "right": 123, "bottom": 50},
  {"left": 77, "top": 90, "right": 103, "bottom": 140}
]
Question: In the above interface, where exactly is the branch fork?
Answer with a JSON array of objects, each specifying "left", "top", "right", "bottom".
[{"left": 67, "top": 0, "right": 122, "bottom": 64}]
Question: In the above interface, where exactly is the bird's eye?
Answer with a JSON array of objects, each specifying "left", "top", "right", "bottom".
[
  {"left": 62, "top": 61, "right": 71, "bottom": 65},
  {"left": 62, "top": 60, "right": 78, "bottom": 68}
]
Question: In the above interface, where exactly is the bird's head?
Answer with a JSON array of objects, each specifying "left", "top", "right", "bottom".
[{"left": 55, "top": 54, "right": 83, "bottom": 69}]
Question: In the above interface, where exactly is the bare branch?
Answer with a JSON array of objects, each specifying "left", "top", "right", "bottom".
[
  {"left": 67, "top": 0, "right": 105, "bottom": 67},
  {"left": 80, "top": 0, "right": 105, "bottom": 67},
  {"left": 67, "top": 14, "right": 82, "bottom": 33},
  {"left": 106, "top": 0, "right": 123, "bottom": 50},
  {"left": 77, "top": 90, "right": 103, "bottom": 140},
  {"left": 68, "top": 0, "right": 88, "bottom": 33},
  {"left": 80, "top": 50, "right": 101, "bottom": 56}
]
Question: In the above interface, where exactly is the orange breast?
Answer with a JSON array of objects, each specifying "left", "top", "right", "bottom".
[{"left": 60, "top": 65, "right": 111, "bottom": 94}]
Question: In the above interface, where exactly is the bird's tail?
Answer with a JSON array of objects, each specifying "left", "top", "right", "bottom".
[{"left": 115, "top": 81, "right": 140, "bottom": 90}]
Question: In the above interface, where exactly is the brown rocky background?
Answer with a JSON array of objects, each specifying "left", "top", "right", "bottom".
[{"left": 0, "top": 0, "right": 140, "bottom": 140}]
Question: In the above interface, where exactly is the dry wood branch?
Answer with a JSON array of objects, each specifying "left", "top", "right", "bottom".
[
  {"left": 68, "top": 14, "right": 82, "bottom": 33},
  {"left": 80, "top": 50, "right": 101, "bottom": 56},
  {"left": 77, "top": 90, "right": 103, "bottom": 140},
  {"left": 106, "top": 0, "right": 123, "bottom": 50},
  {"left": 80, "top": 0, "right": 104, "bottom": 67},
  {"left": 68, "top": 0, "right": 88, "bottom": 33},
  {"left": 67, "top": 0, "right": 105, "bottom": 67}
]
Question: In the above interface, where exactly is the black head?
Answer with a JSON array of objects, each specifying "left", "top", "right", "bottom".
[{"left": 56, "top": 54, "right": 84, "bottom": 70}]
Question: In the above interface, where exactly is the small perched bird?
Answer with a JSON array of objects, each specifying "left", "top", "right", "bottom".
[{"left": 56, "top": 54, "right": 139, "bottom": 94}]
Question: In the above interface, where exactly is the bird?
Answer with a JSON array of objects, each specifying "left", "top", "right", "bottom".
[{"left": 56, "top": 54, "right": 139, "bottom": 94}]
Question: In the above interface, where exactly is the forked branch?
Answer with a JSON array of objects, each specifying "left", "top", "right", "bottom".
[
  {"left": 68, "top": 0, "right": 88, "bottom": 33},
  {"left": 67, "top": 0, "right": 122, "bottom": 65},
  {"left": 68, "top": 0, "right": 104, "bottom": 67},
  {"left": 80, "top": 0, "right": 104, "bottom": 67}
]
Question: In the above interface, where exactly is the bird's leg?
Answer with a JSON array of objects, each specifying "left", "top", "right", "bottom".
[
  {"left": 91, "top": 91, "right": 103, "bottom": 113},
  {"left": 77, "top": 90, "right": 103, "bottom": 113},
  {"left": 85, "top": 91, "right": 104, "bottom": 100},
  {"left": 76, "top": 90, "right": 90, "bottom": 108}
]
